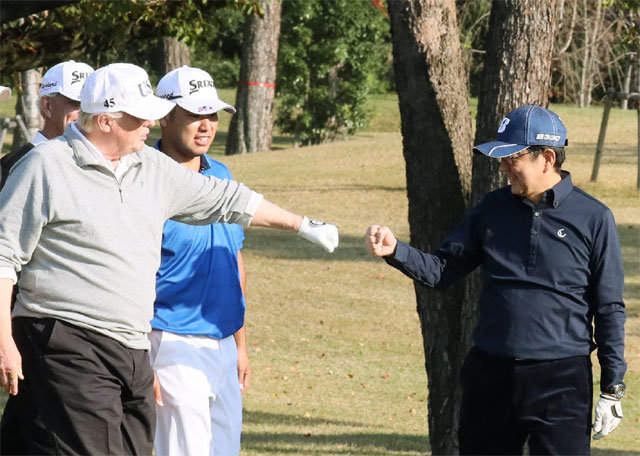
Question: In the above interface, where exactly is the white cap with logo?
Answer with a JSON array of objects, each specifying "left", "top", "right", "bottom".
[
  {"left": 156, "top": 66, "right": 236, "bottom": 115},
  {"left": 81, "top": 63, "right": 174, "bottom": 120},
  {"left": 40, "top": 60, "right": 94, "bottom": 101}
]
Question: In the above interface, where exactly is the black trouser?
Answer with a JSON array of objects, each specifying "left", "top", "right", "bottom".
[
  {"left": 0, "top": 317, "right": 155, "bottom": 455},
  {"left": 459, "top": 346, "right": 592, "bottom": 456}
]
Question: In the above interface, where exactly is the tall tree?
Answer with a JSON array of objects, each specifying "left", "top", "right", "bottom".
[
  {"left": 388, "top": 1, "right": 474, "bottom": 453},
  {"left": 472, "top": 0, "right": 558, "bottom": 203},
  {"left": 226, "top": 0, "right": 281, "bottom": 155},
  {"left": 159, "top": 37, "right": 190, "bottom": 74}
]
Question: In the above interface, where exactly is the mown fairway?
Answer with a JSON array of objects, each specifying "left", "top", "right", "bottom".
[{"left": 1, "top": 94, "right": 638, "bottom": 455}]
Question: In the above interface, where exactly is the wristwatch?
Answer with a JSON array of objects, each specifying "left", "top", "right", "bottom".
[{"left": 602, "top": 383, "right": 626, "bottom": 400}]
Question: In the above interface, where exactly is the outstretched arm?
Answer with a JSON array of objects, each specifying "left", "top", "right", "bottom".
[
  {"left": 250, "top": 200, "right": 339, "bottom": 253},
  {"left": 365, "top": 214, "right": 482, "bottom": 290}
]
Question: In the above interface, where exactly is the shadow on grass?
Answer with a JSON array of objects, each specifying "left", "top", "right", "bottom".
[
  {"left": 242, "top": 432, "right": 429, "bottom": 455},
  {"left": 242, "top": 410, "right": 430, "bottom": 454},
  {"left": 591, "top": 449, "right": 640, "bottom": 456},
  {"left": 243, "top": 231, "right": 373, "bottom": 262},
  {"left": 244, "top": 410, "right": 368, "bottom": 429},
  {"left": 242, "top": 183, "right": 406, "bottom": 194}
]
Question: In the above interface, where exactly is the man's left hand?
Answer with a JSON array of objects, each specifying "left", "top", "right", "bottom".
[
  {"left": 592, "top": 394, "right": 623, "bottom": 440},
  {"left": 298, "top": 216, "right": 339, "bottom": 253}
]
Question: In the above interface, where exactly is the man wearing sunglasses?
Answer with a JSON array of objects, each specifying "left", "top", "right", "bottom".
[{"left": 365, "top": 105, "right": 625, "bottom": 455}]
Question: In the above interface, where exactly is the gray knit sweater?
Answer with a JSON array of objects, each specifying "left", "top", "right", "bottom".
[{"left": 0, "top": 125, "right": 262, "bottom": 349}]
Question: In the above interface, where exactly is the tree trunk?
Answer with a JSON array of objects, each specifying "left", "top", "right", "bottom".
[
  {"left": 160, "top": 37, "right": 190, "bottom": 74},
  {"left": 388, "top": 1, "right": 474, "bottom": 453},
  {"left": 579, "top": 0, "right": 602, "bottom": 108},
  {"left": 226, "top": 0, "right": 281, "bottom": 155},
  {"left": 621, "top": 58, "right": 633, "bottom": 110},
  {"left": 472, "top": 0, "right": 558, "bottom": 204},
  {"left": 585, "top": 0, "right": 603, "bottom": 107},
  {"left": 579, "top": 0, "right": 590, "bottom": 107},
  {"left": 11, "top": 68, "right": 42, "bottom": 152}
]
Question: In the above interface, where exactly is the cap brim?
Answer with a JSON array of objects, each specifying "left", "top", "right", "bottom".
[
  {"left": 178, "top": 97, "right": 236, "bottom": 115},
  {"left": 123, "top": 96, "right": 176, "bottom": 120},
  {"left": 473, "top": 141, "right": 527, "bottom": 158}
]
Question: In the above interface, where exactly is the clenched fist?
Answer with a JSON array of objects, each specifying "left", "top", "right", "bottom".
[{"left": 365, "top": 225, "right": 398, "bottom": 257}]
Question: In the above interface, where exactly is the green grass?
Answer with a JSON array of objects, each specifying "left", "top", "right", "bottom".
[{"left": 1, "top": 94, "right": 638, "bottom": 455}]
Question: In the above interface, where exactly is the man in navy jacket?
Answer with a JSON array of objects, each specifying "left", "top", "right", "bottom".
[{"left": 365, "top": 105, "right": 625, "bottom": 455}]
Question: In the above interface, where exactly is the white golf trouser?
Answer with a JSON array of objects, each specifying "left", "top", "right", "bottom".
[{"left": 150, "top": 331, "right": 242, "bottom": 456}]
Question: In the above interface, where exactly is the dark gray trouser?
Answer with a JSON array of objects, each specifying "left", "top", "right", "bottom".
[
  {"left": 0, "top": 317, "right": 155, "bottom": 455},
  {"left": 459, "top": 346, "right": 592, "bottom": 456}
]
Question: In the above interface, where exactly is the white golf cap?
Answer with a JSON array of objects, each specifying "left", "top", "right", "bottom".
[
  {"left": 40, "top": 60, "right": 94, "bottom": 101},
  {"left": 81, "top": 63, "right": 174, "bottom": 120},
  {"left": 156, "top": 66, "right": 235, "bottom": 115},
  {"left": 0, "top": 86, "right": 11, "bottom": 102}
]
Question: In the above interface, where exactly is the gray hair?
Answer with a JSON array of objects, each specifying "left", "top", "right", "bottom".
[
  {"left": 77, "top": 111, "right": 123, "bottom": 133},
  {"left": 37, "top": 93, "right": 59, "bottom": 117}
]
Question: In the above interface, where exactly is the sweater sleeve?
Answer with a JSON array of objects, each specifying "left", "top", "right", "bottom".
[
  {"left": 0, "top": 149, "right": 50, "bottom": 273},
  {"left": 158, "top": 153, "right": 263, "bottom": 227}
]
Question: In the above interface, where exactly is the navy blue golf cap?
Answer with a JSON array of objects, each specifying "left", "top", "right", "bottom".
[{"left": 473, "top": 105, "right": 568, "bottom": 158}]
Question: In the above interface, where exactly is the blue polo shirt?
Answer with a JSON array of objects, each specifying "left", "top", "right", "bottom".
[
  {"left": 151, "top": 153, "right": 245, "bottom": 339},
  {"left": 386, "top": 172, "right": 626, "bottom": 389}
]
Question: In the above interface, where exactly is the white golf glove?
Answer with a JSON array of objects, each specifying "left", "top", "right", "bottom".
[
  {"left": 297, "top": 216, "right": 339, "bottom": 253},
  {"left": 592, "top": 394, "right": 623, "bottom": 440}
]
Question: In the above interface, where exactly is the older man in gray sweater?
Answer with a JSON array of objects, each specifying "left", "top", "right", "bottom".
[{"left": 0, "top": 63, "right": 338, "bottom": 455}]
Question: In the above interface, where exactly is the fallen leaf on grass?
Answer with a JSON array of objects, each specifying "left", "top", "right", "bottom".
[{"left": 303, "top": 433, "right": 311, "bottom": 438}]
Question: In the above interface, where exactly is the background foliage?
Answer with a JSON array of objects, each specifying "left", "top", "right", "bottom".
[
  {"left": 1, "top": 0, "right": 637, "bottom": 146},
  {"left": 275, "top": 0, "right": 391, "bottom": 145}
]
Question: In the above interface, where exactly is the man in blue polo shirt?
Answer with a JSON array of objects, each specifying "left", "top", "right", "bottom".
[
  {"left": 365, "top": 105, "right": 626, "bottom": 455},
  {"left": 150, "top": 66, "right": 250, "bottom": 456}
]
